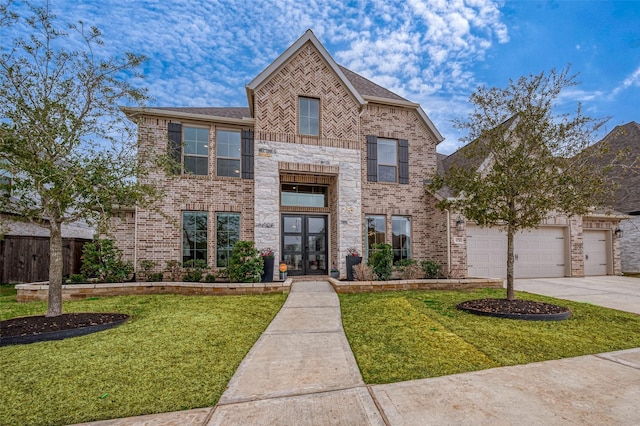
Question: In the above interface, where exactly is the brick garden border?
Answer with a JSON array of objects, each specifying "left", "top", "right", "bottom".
[{"left": 15, "top": 277, "right": 503, "bottom": 302}]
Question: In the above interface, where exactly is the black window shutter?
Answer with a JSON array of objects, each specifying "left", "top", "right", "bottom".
[
  {"left": 398, "top": 139, "right": 409, "bottom": 184},
  {"left": 241, "top": 129, "right": 254, "bottom": 179},
  {"left": 167, "top": 122, "right": 182, "bottom": 175},
  {"left": 367, "top": 135, "right": 378, "bottom": 182}
]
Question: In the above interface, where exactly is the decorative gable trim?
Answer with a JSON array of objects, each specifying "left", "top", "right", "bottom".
[{"left": 245, "top": 29, "right": 365, "bottom": 116}]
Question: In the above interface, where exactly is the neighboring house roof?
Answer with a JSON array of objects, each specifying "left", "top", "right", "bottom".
[
  {"left": 152, "top": 107, "right": 251, "bottom": 120},
  {"left": 125, "top": 29, "right": 444, "bottom": 143},
  {"left": 585, "top": 121, "right": 640, "bottom": 214}
]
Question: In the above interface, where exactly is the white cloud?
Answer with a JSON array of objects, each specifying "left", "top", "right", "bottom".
[{"left": 612, "top": 66, "right": 640, "bottom": 96}]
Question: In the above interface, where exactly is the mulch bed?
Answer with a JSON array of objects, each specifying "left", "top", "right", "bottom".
[
  {"left": 1, "top": 313, "right": 129, "bottom": 338},
  {"left": 457, "top": 298, "right": 572, "bottom": 321}
]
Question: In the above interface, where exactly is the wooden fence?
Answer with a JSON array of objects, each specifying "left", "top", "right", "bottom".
[{"left": 0, "top": 236, "right": 90, "bottom": 283}]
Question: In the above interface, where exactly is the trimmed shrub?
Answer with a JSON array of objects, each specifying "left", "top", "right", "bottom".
[
  {"left": 81, "top": 239, "right": 133, "bottom": 283},
  {"left": 228, "top": 241, "right": 264, "bottom": 283},
  {"left": 421, "top": 260, "right": 443, "bottom": 278},
  {"left": 368, "top": 243, "right": 393, "bottom": 281},
  {"left": 352, "top": 262, "right": 376, "bottom": 281},
  {"left": 183, "top": 259, "right": 208, "bottom": 282}
]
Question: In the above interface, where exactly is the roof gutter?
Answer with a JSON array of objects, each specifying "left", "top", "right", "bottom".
[{"left": 120, "top": 106, "right": 255, "bottom": 127}]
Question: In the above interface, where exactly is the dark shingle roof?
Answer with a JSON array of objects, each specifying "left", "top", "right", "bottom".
[
  {"left": 586, "top": 121, "right": 640, "bottom": 214},
  {"left": 338, "top": 66, "right": 408, "bottom": 102},
  {"left": 152, "top": 107, "right": 251, "bottom": 119}
]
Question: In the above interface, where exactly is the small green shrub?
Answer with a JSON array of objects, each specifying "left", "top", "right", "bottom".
[
  {"left": 183, "top": 259, "right": 208, "bottom": 282},
  {"left": 81, "top": 239, "right": 133, "bottom": 283},
  {"left": 368, "top": 243, "right": 393, "bottom": 281},
  {"left": 228, "top": 241, "right": 264, "bottom": 283},
  {"left": 216, "top": 267, "right": 229, "bottom": 280},
  {"left": 165, "top": 260, "right": 182, "bottom": 281},
  {"left": 204, "top": 273, "right": 217, "bottom": 283},
  {"left": 421, "top": 260, "right": 443, "bottom": 278},
  {"left": 139, "top": 259, "right": 158, "bottom": 280},
  {"left": 67, "top": 274, "right": 88, "bottom": 284},
  {"left": 148, "top": 272, "right": 164, "bottom": 282}
]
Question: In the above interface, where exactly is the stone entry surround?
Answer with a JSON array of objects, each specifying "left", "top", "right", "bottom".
[{"left": 253, "top": 140, "right": 362, "bottom": 278}]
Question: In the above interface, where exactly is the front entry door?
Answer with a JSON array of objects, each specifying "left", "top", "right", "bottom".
[{"left": 281, "top": 215, "right": 328, "bottom": 276}]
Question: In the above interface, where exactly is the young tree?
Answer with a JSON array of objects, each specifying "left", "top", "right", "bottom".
[
  {"left": 0, "top": 3, "right": 161, "bottom": 316},
  {"left": 431, "top": 67, "right": 614, "bottom": 300}
]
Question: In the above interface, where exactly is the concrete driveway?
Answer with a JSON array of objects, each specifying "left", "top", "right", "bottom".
[{"left": 514, "top": 276, "right": 640, "bottom": 314}]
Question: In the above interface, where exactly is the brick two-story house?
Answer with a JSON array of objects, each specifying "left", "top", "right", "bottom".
[{"left": 111, "top": 30, "right": 456, "bottom": 279}]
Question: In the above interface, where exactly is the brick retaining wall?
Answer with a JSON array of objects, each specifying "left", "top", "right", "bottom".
[
  {"left": 15, "top": 280, "right": 293, "bottom": 302},
  {"left": 329, "top": 278, "right": 504, "bottom": 293}
]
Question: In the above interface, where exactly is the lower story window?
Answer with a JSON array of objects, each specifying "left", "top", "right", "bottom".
[
  {"left": 392, "top": 216, "right": 411, "bottom": 262},
  {"left": 183, "top": 211, "right": 208, "bottom": 263},
  {"left": 365, "top": 215, "right": 386, "bottom": 258},
  {"left": 216, "top": 212, "right": 240, "bottom": 267}
]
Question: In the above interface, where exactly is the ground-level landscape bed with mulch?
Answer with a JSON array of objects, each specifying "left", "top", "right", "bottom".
[{"left": 2, "top": 286, "right": 640, "bottom": 426}]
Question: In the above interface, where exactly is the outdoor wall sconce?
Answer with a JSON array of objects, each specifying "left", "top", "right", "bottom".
[
  {"left": 456, "top": 217, "right": 465, "bottom": 231},
  {"left": 614, "top": 227, "right": 623, "bottom": 238}
]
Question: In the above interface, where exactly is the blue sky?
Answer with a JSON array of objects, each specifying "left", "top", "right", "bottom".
[{"left": 4, "top": 0, "right": 640, "bottom": 154}]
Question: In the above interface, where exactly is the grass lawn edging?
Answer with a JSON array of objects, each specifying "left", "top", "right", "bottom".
[
  {"left": 16, "top": 278, "right": 293, "bottom": 302},
  {"left": 329, "top": 277, "right": 503, "bottom": 293}
]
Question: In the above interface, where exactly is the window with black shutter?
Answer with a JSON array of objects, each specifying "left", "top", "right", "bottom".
[
  {"left": 241, "top": 129, "right": 254, "bottom": 179},
  {"left": 167, "top": 122, "right": 182, "bottom": 175},
  {"left": 398, "top": 139, "right": 409, "bottom": 184},
  {"left": 367, "top": 135, "right": 378, "bottom": 182}
]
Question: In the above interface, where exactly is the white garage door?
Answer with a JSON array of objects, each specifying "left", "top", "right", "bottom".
[
  {"left": 584, "top": 230, "right": 609, "bottom": 276},
  {"left": 467, "top": 226, "right": 567, "bottom": 279}
]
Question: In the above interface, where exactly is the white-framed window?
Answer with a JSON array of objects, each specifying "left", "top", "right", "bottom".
[
  {"left": 299, "top": 97, "right": 319, "bottom": 136},
  {"left": 183, "top": 126, "right": 209, "bottom": 175},
  {"left": 216, "top": 129, "right": 241, "bottom": 177},
  {"left": 377, "top": 138, "right": 397, "bottom": 183}
]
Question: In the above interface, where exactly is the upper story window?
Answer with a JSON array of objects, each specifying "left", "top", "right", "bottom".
[
  {"left": 377, "top": 138, "right": 397, "bottom": 183},
  {"left": 216, "top": 129, "right": 241, "bottom": 177},
  {"left": 366, "top": 136, "right": 409, "bottom": 184},
  {"left": 299, "top": 97, "right": 319, "bottom": 136},
  {"left": 183, "top": 127, "right": 209, "bottom": 175}
]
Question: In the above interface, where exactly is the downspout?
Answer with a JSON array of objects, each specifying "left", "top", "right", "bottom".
[
  {"left": 445, "top": 209, "right": 451, "bottom": 276},
  {"left": 134, "top": 206, "right": 138, "bottom": 276}
]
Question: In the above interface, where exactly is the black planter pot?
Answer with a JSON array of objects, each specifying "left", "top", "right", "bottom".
[
  {"left": 346, "top": 256, "right": 362, "bottom": 281},
  {"left": 261, "top": 256, "right": 275, "bottom": 282}
]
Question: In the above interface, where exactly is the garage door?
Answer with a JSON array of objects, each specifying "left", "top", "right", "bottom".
[
  {"left": 584, "top": 230, "right": 609, "bottom": 276},
  {"left": 467, "top": 225, "right": 567, "bottom": 278}
]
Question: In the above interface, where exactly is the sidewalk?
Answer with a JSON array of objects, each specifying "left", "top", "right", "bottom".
[{"left": 78, "top": 279, "right": 640, "bottom": 425}]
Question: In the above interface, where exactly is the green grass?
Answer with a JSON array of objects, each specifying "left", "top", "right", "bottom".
[
  {"left": 0, "top": 283, "right": 16, "bottom": 298},
  {"left": 0, "top": 292, "right": 286, "bottom": 426},
  {"left": 340, "top": 288, "right": 640, "bottom": 384}
]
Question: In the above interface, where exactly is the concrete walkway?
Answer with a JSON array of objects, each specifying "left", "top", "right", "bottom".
[{"left": 78, "top": 278, "right": 640, "bottom": 426}]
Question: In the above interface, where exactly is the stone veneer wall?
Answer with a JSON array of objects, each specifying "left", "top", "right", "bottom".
[
  {"left": 253, "top": 141, "right": 362, "bottom": 278},
  {"left": 620, "top": 216, "right": 640, "bottom": 273}
]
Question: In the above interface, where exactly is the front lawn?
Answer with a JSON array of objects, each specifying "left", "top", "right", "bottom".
[
  {"left": 0, "top": 292, "right": 286, "bottom": 426},
  {"left": 340, "top": 288, "right": 640, "bottom": 384}
]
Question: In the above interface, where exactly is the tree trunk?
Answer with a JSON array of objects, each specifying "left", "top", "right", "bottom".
[
  {"left": 506, "top": 226, "right": 515, "bottom": 301},
  {"left": 46, "top": 219, "right": 64, "bottom": 317}
]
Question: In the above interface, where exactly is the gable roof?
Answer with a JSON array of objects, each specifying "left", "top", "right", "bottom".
[
  {"left": 246, "top": 29, "right": 365, "bottom": 111},
  {"left": 246, "top": 29, "right": 443, "bottom": 143},
  {"left": 586, "top": 121, "right": 640, "bottom": 214},
  {"left": 125, "top": 30, "right": 444, "bottom": 143}
]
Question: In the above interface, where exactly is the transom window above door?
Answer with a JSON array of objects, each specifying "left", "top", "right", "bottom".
[
  {"left": 299, "top": 97, "right": 319, "bottom": 136},
  {"left": 281, "top": 184, "right": 327, "bottom": 208},
  {"left": 216, "top": 129, "right": 241, "bottom": 177}
]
